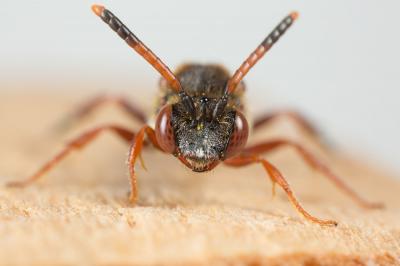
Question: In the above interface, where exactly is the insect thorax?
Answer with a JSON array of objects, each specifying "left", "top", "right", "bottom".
[{"left": 155, "top": 64, "right": 245, "bottom": 115}]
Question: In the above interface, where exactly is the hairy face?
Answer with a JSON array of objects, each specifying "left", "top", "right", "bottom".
[{"left": 171, "top": 101, "right": 236, "bottom": 172}]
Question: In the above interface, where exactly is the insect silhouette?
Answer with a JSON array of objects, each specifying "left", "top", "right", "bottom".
[{"left": 7, "top": 4, "right": 383, "bottom": 226}]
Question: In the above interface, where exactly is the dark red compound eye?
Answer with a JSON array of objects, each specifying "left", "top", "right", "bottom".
[
  {"left": 225, "top": 111, "right": 249, "bottom": 158},
  {"left": 155, "top": 105, "right": 176, "bottom": 153}
]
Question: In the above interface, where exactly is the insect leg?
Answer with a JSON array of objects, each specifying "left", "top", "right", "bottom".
[
  {"left": 241, "top": 140, "right": 384, "bottom": 209},
  {"left": 224, "top": 154, "right": 338, "bottom": 226},
  {"left": 54, "top": 95, "right": 147, "bottom": 132},
  {"left": 254, "top": 110, "right": 317, "bottom": 133},
  {"left": 252, "top": 110, "right": 335, "bottom": 148},
  {"left": 127, "top": 125, "right": 162, "bottom": 204},
  {"left": 6, "top": 125, "right": 135, "bottom": 187}
]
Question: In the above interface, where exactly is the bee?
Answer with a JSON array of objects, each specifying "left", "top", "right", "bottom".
[{"left": 7, "top": 4, "right": 383, "bottom": 226}]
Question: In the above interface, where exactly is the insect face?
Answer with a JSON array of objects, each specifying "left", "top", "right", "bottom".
[
  {"left": 173, "top": 98, "right": 235, "bottom": 172},
  {"left": 155, "top": 95, "right": 248, "bottom": 172},
  {"left": 154, "top": 65, "right": 250, "bottom": 172}
]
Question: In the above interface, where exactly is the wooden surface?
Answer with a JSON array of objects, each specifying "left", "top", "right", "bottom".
[{"left": 0, "top": 93, "right": 399, "bottom": 265}]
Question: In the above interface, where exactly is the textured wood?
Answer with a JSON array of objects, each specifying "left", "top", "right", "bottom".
[{"left": 0, "top": 93, "right": 399, "bottom": 266}]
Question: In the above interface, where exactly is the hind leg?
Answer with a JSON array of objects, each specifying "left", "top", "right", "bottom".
[
  {"left": 253, "top": 110, "right": 316, "bottom": 133},
  {"left": 253, "top": 110, "right": 333, "bottom": 146},
  {"left": 54, "top": 95, "right": 147, "bottom": 132}
]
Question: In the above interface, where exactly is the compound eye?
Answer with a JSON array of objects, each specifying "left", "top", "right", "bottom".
[
  {"left": 155, "top": 105, "right": 176, "bottom": 153},
  {"left": 225, "top": 111, "right": 249, "bottom": 158}
]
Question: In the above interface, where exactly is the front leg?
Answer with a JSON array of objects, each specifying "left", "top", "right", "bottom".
[
  {"left": 224, "top": 154, "right": 338, "bottom": 226},
  {"left": 127, "top": 125, "right": 163, "bottom": 204}
]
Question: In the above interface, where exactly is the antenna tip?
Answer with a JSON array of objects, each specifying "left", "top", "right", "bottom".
[
  {"left": 91, "top": 4, "right": 105, "bottom": 16},
  {"left": 290, "top": 11, "right": 299, "bottom": 20}
]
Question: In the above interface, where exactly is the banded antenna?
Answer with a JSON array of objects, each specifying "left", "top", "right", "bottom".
[
  {"left": 91, "top": 5, "right": 183, "bottom": 92},
  {"left": 226, "top": 12, "right": 299, "bottom": 94}
]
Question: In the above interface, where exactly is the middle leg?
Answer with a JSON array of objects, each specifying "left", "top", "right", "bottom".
[
  {"left": 241, "top": 139, "right": 383, "bottom": 209},
  {"left": 7, "top": 125, "right": 136, "bottom": 187}
]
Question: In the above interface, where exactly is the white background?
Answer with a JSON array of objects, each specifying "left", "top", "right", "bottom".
[{"left": 1, "top": 1, "right": 399, "bottom": 174}]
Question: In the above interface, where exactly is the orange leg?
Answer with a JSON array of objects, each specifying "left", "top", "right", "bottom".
[
  {"left": 7, "top": 125, "right": 135, "bottom": 187},
  {"left": 127, "top": 125, "right": 162, "bottom": 204},
  {"left": 55, "top": 95, "right": 147, "bottom": 132},
  {"left": 254, "top": 110, "right": 323, "bottom": 139},
  {"left": 224, "top": 154, "right": 338, "bottom": 226},
  {"left": 253, "top": 110, "right": 315, "bottom": 132},
  {"left": 241, "top": 140, "right": 384, "bottom": 209}
]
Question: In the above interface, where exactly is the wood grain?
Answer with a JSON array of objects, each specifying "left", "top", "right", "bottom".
[{"left": 0, "top": 93, "right": 399, "bottom": 266}]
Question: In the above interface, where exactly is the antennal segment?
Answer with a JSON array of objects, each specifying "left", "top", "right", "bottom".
[
  {"left": 226, "top": 12, "right": 299, "bottom": 94},
  {"left": 91, "top": 5, "right": 182, "bottom": 92}
]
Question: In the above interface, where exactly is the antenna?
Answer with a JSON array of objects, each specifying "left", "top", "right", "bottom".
[
  {"left": 226, "top": 12, "right": 299, "bottom": 94},
  {"left": 92, "top": 5, "right": 183, "bottom": 92}
]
